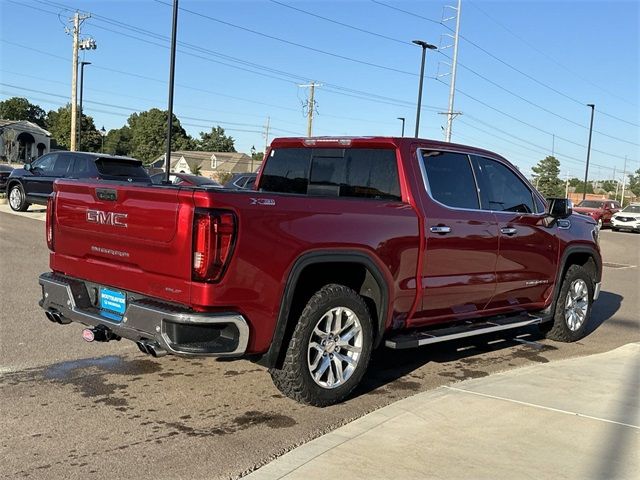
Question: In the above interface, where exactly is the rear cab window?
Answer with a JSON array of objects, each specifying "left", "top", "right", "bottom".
[
  {"left": 260, "top": 147, "right": 402, "bottom": 201},
  {"left": 419, "top": 150, "right": 479, "bottom": 209},
  {"left": 94, "top": 158, "right": 150, "bottom": 182}
]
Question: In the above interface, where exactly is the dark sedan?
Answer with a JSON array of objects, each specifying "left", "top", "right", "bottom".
[{"left": 6, "top": 151, "right": 151, "bottom": 212}]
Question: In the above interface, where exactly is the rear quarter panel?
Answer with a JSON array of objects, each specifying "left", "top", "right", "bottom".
[{"left": 190, "top": 190, "right": 420, "bottom": 353}]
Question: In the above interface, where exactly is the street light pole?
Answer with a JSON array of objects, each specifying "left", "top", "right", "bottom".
[
  {"left": 583, "top": 103, "right": 595, "bottom": 200},
  {"left": 78, "top": 61, "right": 91, "bottom": 151},
  {"left": 412, "top": 40, "right": 437, "bottom": 138},
  {"left": 100, "top": 126, "right": 106, "bottom": 153},
  {"left": 397, "top": 117, "right": 405, "bottom": 137},
  {"left": 164, "top": 0, "right": 179, "bottom": 185}
]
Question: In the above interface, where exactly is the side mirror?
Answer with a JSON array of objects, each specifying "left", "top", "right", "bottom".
[
  {"left": 547, "top": 198, "right": 573, "bottom": 219},
  {"left": 24, "top": 163, "right": 32, "bottom": 172}
]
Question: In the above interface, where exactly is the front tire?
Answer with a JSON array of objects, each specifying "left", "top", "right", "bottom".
[
  {"left": 544, "top": 265, "right": 594, "bottom": 342},
  {"left": 8, "top": 183, "right": 30, "bottom": 212},
  {"left": 269, "top": 284, "right": 373, "bottom": 407}
]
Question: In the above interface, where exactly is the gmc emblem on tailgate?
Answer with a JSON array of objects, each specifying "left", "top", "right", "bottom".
[{"left": 86, "top": 209, "right": 128, "bottom": 228}]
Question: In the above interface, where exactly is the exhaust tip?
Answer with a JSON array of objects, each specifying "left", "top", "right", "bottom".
[
  {"left": 45, "top": 311, "right": 55, "bottom": 322},
  {"left": 136, "top": 342, "right": 149, "bottom": 354},
  {"left": 137, "top": 340, "right": 167, "bottom": 357},
  {"left": 51, "top": 312, "right": 62, "bottom": 324}
]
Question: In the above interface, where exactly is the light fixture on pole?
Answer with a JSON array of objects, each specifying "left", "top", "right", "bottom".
[
  {"left": 78, "top": 61, "right": 91, "bottom": 151},
  {"left": 583, "top": 104, "right": 595, "bottom": 200},
  {"left": 412, "top": 40, "right": 437, "bottom": 138},
  {"left": 100, "top": 126, "right": 106, "bottom": 153},
  {"left": 397, "top": 117, "right": 405, "bottom": 137}
]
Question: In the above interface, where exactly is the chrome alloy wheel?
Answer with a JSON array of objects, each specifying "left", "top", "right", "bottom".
[
  {"left": 307, "top": 307, "right": 363, "bottom": 389},
  {"left": 564, "top": 279, "right": 589, "bottom": 331},
  {"left": 9, "top": 186, "right": 22, "bottom": 210}
]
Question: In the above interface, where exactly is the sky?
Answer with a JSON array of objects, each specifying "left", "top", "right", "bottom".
[{"left": 0, "top": 0, "right": 638, "bottom": 180}]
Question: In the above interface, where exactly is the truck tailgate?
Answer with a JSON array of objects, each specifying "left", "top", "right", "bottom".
[{"left": 51, "top": 180, "right": 195, "bottom": 305}]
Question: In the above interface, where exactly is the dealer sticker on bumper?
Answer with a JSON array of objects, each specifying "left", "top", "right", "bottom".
[{"left": 99, "top": 288, "right": 126, "bottom": 320}]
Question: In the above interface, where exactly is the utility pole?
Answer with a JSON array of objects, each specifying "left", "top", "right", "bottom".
[
  {"left": 67, "top": 12, "right": 93, "bottom": 152},
  {"left": 263, "top": 116, "right": 271, "bottom": 152},
  {"left": 443, "top": 0, "right": 461, "bottom": 142},
  {"left": 620, "top": 156, "right": 628, "bottom": 207},
  {"left": 300, "top": 83, "right": 321, "bottom": 137},
  {"left": 565, "top": 172, "right": 570, "bottom": 198},
  {"left": 552, "top": 134, "right": 555, "bottom": 157}
]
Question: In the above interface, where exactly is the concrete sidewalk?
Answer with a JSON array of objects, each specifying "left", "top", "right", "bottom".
[{"left": 247, "top": 343, "right": 640, "bottom": 480}]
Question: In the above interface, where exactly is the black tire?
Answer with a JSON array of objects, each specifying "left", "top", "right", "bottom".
[
  {"left": 269, "top": 284, "right": 373, "bottom": 407},
  {"left": 612, "top": 227, "right": 619, "bottom": 232},
  {"left": 544, "top": 265, "right": 594, "bottom": 342},
  {"left": 8, "top": 183, "right": 30, "bottom": 212}
]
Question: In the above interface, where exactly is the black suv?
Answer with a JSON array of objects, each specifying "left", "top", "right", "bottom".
[{"left": 7, "top": 151, "right": 151, "bottom": 212}]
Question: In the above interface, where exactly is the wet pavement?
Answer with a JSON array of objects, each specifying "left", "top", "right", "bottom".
[{"left": 1, "top": 212, "right": 638, "bottom": 479}]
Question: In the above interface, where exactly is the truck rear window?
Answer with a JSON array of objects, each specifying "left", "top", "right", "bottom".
[
  {"left": 95, "top": 159, "right": 150, "bottom": 180},
  {"left": 260, "top": 148, "right": 401, "bottom": 201}
]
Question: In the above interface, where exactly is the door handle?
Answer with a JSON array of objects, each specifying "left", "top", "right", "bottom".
[
  {"left": 430, "top": 225, "right": 451, "bottom": 234},
  {"left": 501, "top": 227, "right": 517, "bottom": 236}
]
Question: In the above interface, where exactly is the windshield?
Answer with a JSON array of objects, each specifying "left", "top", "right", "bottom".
[
  {"left": 621, "top": 205, "right": 640, "bottom": 214},
  {"left": 577, "top": 200, "right": 603, "bottom": 208}
]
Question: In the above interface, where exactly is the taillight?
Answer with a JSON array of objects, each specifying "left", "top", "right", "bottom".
[
  {"left": 46, "top": 193, "right": 55, "bottom": 251},
  {"left": 192, "top": 210, "right": 236, "bottom": 282}
]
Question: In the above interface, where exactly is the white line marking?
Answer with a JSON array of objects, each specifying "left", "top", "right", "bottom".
[{"left": 445, "top": 386, "right": 640, "bottom": 429}]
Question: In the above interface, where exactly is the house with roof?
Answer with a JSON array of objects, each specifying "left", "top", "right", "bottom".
[
  {"left": 0, "top": 119, "right": 51, "bottom": 164},
  {"left": 149, "top": 150, "right": 258, "bottom": 182}
]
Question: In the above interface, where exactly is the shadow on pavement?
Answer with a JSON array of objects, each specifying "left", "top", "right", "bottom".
[
  {"left": 355, "top": 291, "right": 623, "bottom": 398},
  {"left": 355, "top": 327, "right": 555, "bottom": 398},
  {"left": 588, "top": 290, "right": 623, "bottom": 333}
]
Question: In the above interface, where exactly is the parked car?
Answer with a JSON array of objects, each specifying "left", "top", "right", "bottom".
[
  {"left": 573, "top": 199, "right": 621, "bottom": 228},
  {"left": 0, "top": 164, "right": 14, "bottom": 191},
  {"left": 611, "top": 203, "right": 640, "bottom": 233},
  {"left": 150, "top": 172, "right": 221, "bottom": 187},
  {"left": 224, "top": 173, "right": 257, "bottom": 190},
  {"left": 6, "top": 152, "right": 151, "bottom": 212},
  {"left": 39, "top": 136, "right": 602, "bottom": 406}
]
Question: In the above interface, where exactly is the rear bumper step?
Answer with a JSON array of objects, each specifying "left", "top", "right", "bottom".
[
  {"left": 385, "top": 314, "right": 548, "bottom": 349},
  {"left": 38, "top": 272, "right": 249, "bottom": 357}
]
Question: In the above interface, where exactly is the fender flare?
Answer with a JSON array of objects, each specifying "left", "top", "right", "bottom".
[
  {"left": 545, "top": 244, "right": 602, "bottom": 315},
  {"left": 257, "top": 250, "right": 392, "bottom": 368}
]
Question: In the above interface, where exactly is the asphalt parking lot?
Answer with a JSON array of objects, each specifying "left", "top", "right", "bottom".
[{"left": 0, "top": 207, "right": 638, "bottom": 480}]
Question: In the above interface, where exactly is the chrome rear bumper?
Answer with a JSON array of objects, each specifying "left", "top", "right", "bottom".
[{"left": 38, "top": 272, "right": 249, "bottom": 357}]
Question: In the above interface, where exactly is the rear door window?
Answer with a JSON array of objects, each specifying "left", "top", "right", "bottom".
[
  {"left": 51, "top": 154, "right": 73, "bottom": 177},
  {"left": 261, "top": 148, "right": 401, "bottom": 201},
  {"left": 472, "top": 156, "right": 535, "bottom": 213},
  {"left": 420, "top": 150, "right": 479, "bottom": 209}
]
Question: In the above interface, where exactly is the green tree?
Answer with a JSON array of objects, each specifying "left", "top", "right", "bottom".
[
  {"left": 628, "top": 168, "right": 640, "bottom": 197},
  {"left": 45, "top": 104, "right": 101, "bottom": 151},
  {"left": 600, "top": 180, "right": 617, "bottom": 193},
  {"left": 0, "top": 97, "right": 46, "bottom": 127},
  {"left": 104, "top": 126, "right": 132, "bottom": 156},
  {"left": 531, "top": 156, "right": 563, "bottom": 197},
  {"left": 127, "top": 108, "right": 193, "bottom": 163},
  {"left": 569, "top": 178, "right": 594, "bottom": 194},
  {"left": 196, "top": 126, "right": 236, "bottom": 152}
]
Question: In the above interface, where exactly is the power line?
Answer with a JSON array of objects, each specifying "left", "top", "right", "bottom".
[
  {"left": 11, "top": 1, "right": 444, "bottom": 116},
  {"left": 152, "top": 0, "right": 417, "bottom": 77},
  {"left": 466, "top": 0, "right": 638, "bottom": 108},
  {"left": 370, "top": 0, "right": 639, "bottom": 128}
]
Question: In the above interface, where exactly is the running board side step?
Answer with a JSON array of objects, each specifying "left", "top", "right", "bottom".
[{"left": 385, "top": 314, "right": 547, "bottom": 349}]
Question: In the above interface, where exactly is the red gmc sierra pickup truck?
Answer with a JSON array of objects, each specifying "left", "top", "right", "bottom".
[{"left": 39, "top": 137, "right": 602, "bottom": 406}]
